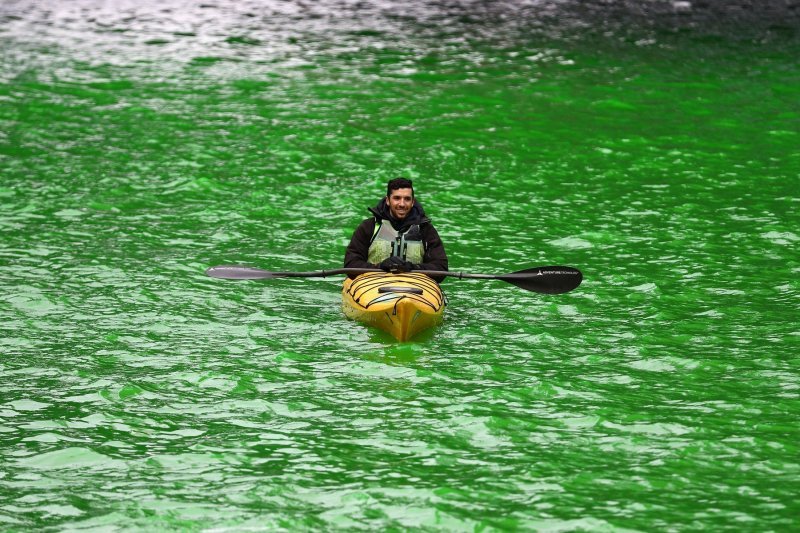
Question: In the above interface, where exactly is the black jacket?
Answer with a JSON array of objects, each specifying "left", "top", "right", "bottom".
[{"left": 343, "top": 199, "right": 448, "bottom": 281}]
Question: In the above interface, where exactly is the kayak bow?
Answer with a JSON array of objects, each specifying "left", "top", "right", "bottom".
[{"left": 342, "top": 272, "right": 445, "bottom": 341}]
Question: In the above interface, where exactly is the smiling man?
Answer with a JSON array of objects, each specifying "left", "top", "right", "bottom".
[{"left": 344, "top": 178, "right": 448, "bottom": 280}]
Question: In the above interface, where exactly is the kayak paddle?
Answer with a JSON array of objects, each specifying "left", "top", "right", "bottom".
[{"left": 205, "top": 265, "right": 582, "bottom": 295}]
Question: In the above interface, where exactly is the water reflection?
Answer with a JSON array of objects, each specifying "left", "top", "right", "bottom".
[{"left": 2, "top": 1, "right": 797, "bottom": 81}]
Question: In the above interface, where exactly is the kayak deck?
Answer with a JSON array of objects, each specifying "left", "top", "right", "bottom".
[{"left": 342, "top": 272, "right": 445, "bottom": 341}]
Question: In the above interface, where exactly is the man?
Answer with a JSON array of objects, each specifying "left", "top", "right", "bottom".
[{"left": 344, "top": 178, "right": 448, "bottom": 281}]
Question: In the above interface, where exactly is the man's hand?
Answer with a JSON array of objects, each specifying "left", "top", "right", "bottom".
[{"left": 379, "top": 256, "right": 416, "bottom": 272}]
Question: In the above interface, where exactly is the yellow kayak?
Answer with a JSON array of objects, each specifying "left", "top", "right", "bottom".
[{"left": 342, "top": 272, "right": 445, "bottom": 341}]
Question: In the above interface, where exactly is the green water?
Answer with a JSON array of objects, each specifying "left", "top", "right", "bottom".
[{"left": 1, "top": 1, "right": 799, "bottom": 530}]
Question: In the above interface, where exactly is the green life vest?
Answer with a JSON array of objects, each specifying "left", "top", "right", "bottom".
[{"left": 367, "top": 220, "right": 425, "bottom": 265}]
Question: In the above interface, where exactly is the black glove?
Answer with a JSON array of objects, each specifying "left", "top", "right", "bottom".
[{"left": 379, "top": 256, "right": 416, "bottom": 272}]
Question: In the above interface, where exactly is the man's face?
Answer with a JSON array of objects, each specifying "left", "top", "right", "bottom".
[{"left": 386, "top": 187, "right": 414, "bottom": 220}]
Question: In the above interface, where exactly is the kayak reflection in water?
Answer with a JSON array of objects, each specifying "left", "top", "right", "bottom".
[{"left": 344, "top": 178, "right": 449, "bottom": 282}]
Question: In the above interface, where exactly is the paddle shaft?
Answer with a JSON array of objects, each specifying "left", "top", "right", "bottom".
[
  {"left": 206, "top": 266, "right": 568, "bottom": 280},
  {"left": 264, "top": 269, "right": 530, "bottom": 280},
  {"left": 205, "top": 265, "right": 583, "bottom": 294}
]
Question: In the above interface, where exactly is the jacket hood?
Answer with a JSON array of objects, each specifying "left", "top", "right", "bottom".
[{"left": 369, "top": 198, "right": 429, "bottom": 230}]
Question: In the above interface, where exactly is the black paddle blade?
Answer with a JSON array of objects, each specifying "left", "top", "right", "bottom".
[
  {"left": 205, "top": 265, "right": 279, "bottom": 280},
  {"left": 499, "top": 266, "right": 583, "bottom": 294}
]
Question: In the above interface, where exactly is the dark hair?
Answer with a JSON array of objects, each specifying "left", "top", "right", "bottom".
[{"left": 386, "top": 178, "right": 414, "bottom": 198}]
